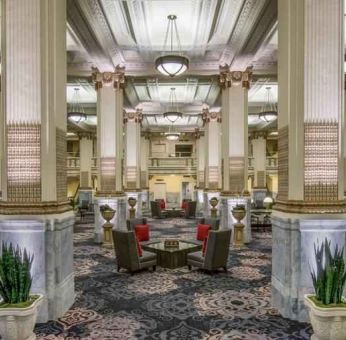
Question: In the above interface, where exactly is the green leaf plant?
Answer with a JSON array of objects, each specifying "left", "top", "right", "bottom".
[
  {"left": 0, "top": 242, "right": 34, "bottom": 305},
  {"left": 310, "top": 238, "right": 346, "bottom": 305}
]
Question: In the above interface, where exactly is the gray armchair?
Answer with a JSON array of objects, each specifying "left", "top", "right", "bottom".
[
  {"left": 187, "top": 229, "right": 231, "bottom": 272},
  {"left": 150, "top": 201, "right": 167, "bottom": 219},
  {"left": 112, "top": 230, "right": 157, "bottom": 273},
  {"left": 184, "top": 201, "right": 197, "bottom": 219},
  {"left": 198, "top": 217, "right": 220, "bottom": 230}
]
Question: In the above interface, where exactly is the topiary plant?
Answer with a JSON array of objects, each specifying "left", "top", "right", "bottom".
[
  {"left": 310, "top": 238, "right": 346, "bottom": 305},
  {"left": 0, "top": 242, "right": 34, "bottom": 304}
]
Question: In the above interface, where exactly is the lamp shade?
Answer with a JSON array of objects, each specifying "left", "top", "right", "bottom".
[{"left": 155, "top": 55, "right": 189, "bottom": 77}]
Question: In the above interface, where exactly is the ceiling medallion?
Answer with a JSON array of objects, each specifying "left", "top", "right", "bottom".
[
  {"left": 155, "top": 15, "right": 189, "bottom": 77},
  {"left": 259, "top": 87, "right": 277, "bottom": 123},
  {"left": 67, "top": 88, "right": 87, "bottom": 123}
]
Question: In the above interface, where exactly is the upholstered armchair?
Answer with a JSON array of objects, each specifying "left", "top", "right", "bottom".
[
  {"left": 184, "top": 201, "right": 197, "bottom": 218},
  {"left": 112, "top": 230, "right": 157, "bottom": 273},
  {"left": 187, "top": 229, "right": 231, "bottom": 272},
  {"left": 198, "top": 217, "right": 220, "bottom": 231},
  {"left": 150, "top": 201, "right": 167, "bottom": 218}
]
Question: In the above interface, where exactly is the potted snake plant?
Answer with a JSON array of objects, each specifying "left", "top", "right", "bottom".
[
  {"left": 0, "top": 242, "right": 43, "bottom": 340},
  {"left": 304, "top": 238, "right": 346, "bottom": 340}
]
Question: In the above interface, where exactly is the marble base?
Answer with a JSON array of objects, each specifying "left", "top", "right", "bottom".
[
  {"left": 219, "top": 196, "right": 251, "bottom": 243},
  {"left": 0, "top": 210, "right": 75, "bottom": 323},
  {"left": 203, "top": 191, "right": 220, "bottom": 217},
  {"left": 271, "top": 211, "right": 346, "bottom": 322},
  {"left": 94, "top": 196, "right": 127, "bottom": 243}
]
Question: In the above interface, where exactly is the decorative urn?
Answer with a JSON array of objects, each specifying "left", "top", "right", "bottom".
[
  {"left": 209, "top": 197, "right": 219, "bottom": 218},
  {"left": 100, "top": 204, "right": 116, "bottom": 246},
  {"left": 231, "top": 204, "right": 246, "bottom": 247},
  {"left": 128, "top": 197, "right": 137, "bottom": 219}
]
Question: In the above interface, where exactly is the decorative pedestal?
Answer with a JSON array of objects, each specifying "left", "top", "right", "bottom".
[
  {"left": 203, "top": 191, "right": 220, "bottom": 217},
  {"left": 0, "top": 211, "right": 75, "bottom": 323},
  {"left": 94, "top": 196, "right": 127, "bottom": 243},
  {"left": 271, "top": 211, "right": 346, "bottom": 322},
  {"left": 219, "top": 196, "right": 251, "bottom": 242},
  {"left": 128, "top": 197, "right": 137, "bottom": 219},
  {"left": 233, "top": 223, "right": 245, "bottom": 247},
  {"left": 209, "top": 197, "right": 219, "bottom": 218}
]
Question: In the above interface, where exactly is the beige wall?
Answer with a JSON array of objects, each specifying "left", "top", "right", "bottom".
[{"left": 149, "top": 175, "right": 196, "bottom": 196}]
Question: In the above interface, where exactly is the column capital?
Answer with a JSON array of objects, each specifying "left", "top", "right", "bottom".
[
  {"left": 202, "top": 109, "right": 222, "bottom": 125},
  {"left": 77, "top": 131, "right": 95, "bottom": 140},
  {"left": 92, "top": 65, "right": 126, "bottom": 90},
  {"left": 218, "top": 65, "right": 252, "bottom": 89},
  {"left": 123, "top": 109, "right": 143, "bottom": 124},
  {"left": 249, "top": 131, "right": 268, "bottom": 140}
]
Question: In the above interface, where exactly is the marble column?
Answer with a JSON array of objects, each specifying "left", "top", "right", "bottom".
[
  {"left": 124, "top": 110, "right": 142, "bottom": 218},
  {"left": 219, "top": 66, "right": 251, "bottom": 241},
  {"left": 251, "top": 133, "right": 268, "bottom": 206},
  {"left": 0, "top": 0, "right": 74, "bottom": 322},
  {"left": 140, "top": 132, "right": 150, "bottom": 212},
  {"left": 196, "top": 130, "right": 205, "bottom": 216},
  {"left": 202, "top": 109, "right": 222, "bottom": 216},
  {"left": 272, "top": 0, "right": 346, "bottom": 322},
  {"left": 79, "top": 133, "right": 94, "bottom": 205},
  {"left": 93, "top": 68, "right": 127, "bottom": 242}
]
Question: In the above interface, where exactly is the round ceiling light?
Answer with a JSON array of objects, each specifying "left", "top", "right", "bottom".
[
  {"left": 165, "top": 132, "right": 180, "bottom": 141},
  {"left": 163, "top": 111, "right": 183, "bottom": 123},
  {"left": 68, "top": 88, "right": 87, "bottom": 123},
  {"left": 155, "top": 55, "right": 189, "bottom": 77},
  {"left": 259, "top": 110, "right": 277, "bottom": 123},
  {"left": 155, "top": 15, "right": 189, "bottom": 77},
  {"left": 258, "top": 87, "right": 277, "bottom": 123},
  {"left": 67, "top": 111, "right": 87, "bottom": 123}
]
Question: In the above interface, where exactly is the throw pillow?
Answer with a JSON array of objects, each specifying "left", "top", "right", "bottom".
[
  {"left": 196, "top": 224, "right": 211, "bottom": 241},
  {"left": 135, "top": 224, "right": 150, "bottom": 242}
]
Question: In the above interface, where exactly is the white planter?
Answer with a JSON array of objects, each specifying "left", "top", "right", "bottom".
[
  {"left": 0, "top": 294, "right": 43, "bottom": 340},
  {"left": 304, "top": 294, "right": 346, "bottom": 340}
]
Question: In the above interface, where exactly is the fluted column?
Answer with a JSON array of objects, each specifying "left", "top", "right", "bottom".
[
  {"left": 124, "top": 110, "right": 142, "bottom": 217},
  {"left": 251, "top": 133, "right": 267, "bottom": 188},
  {"left": 195, "top": 130, "right": 205, "bottom": 214},
  {"left": 218, "top": 66, "right": 251, "bottom": 240},
  {"left": 94, "top": 68, "right": 125, "bottom": 194},
  {"left": 219, "top": 66, "right": 251, "bottom": 195},
  {"left": 93, "top": 68, "right": 127, "bottom": 241},
  {"left": 202, "top": 110, "right": 222, "bottom": 216},
  {"left": 79, "top": 133, "right": 94, "bottom": 189},
  {"left": 272, "top": 0, "right": 346, "bottom": 321},
  {"left": 0, "top": 0, "right": 74, "bottom": 322},
  {"left": 140, "top": 132, "right": 150, "bottom": 212}
]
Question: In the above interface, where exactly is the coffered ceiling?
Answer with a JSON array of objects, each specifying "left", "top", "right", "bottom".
[{"left": 66, "top": 0, "right": 278, "bottom": 131}]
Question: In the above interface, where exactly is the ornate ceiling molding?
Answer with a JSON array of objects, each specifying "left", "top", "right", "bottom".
[
  {"left": 75, "top": 0, "right": 124, "bottom": 70},
  {"left": 219, "top": 0, "right": 276, "bottom": 69}
]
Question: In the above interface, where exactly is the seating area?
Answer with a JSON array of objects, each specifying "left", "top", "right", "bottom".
[
  {"left": 116, "top": 217, "right": 226, "bottom": 273},
  {"left": 150, "top": 199, "right": 198, "bottom": 219},
  {"left": 34, "top": 218, "right": 313, "bottom": 338}
]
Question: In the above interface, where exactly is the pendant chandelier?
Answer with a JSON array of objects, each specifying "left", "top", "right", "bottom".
[
  {"left": 68, "top": 88, "right": 87, "bottom": 123},
  {"left": 165, "top": 125, "right": 180, "bottom": 141},
  {"left": 163, "top": 88, "right": 183, "bottom": 123},
  {"left": 258, "top": 87, "right": 277, "bottom": 123},
  {"left": 155, "top": 15, "right": 189, "bottom": 77}
]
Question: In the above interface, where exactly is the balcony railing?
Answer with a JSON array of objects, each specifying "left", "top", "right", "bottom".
[{"left": 66, "top": 156, "right": 278, "bottom": 176}]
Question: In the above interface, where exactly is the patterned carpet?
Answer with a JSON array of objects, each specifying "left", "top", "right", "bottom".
[{"left": 35, "top": 218, "right": 312, "bottom": 339}]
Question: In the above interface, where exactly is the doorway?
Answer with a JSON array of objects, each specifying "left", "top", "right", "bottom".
[{"left": 154, "top": 183, "right": 167, "bottom": 201}]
